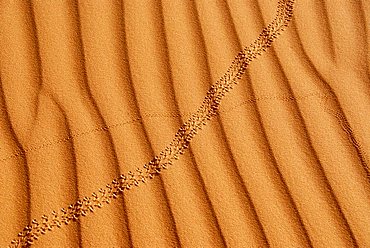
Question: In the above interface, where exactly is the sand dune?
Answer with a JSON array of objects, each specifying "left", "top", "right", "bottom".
[{"left": 0, "top": 0, "right": 369, "bottom": 247}]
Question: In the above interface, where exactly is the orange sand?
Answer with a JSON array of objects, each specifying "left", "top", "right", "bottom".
[{"left": 0, "top": 0, "right": 370, "bottom": 247}]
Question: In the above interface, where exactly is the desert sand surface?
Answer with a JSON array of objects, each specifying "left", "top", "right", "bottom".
[{"left": 0, "top": 0, "right": 370, "bottom": 247}]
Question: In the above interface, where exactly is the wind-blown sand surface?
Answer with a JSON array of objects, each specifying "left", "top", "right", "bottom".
[{"left": 0, "top": 0, "right": 369, "bottom": 247}]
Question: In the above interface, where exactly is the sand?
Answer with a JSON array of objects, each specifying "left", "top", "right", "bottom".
[{"left": 0, "top": 0, "right": 369, "bottom": 247}]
